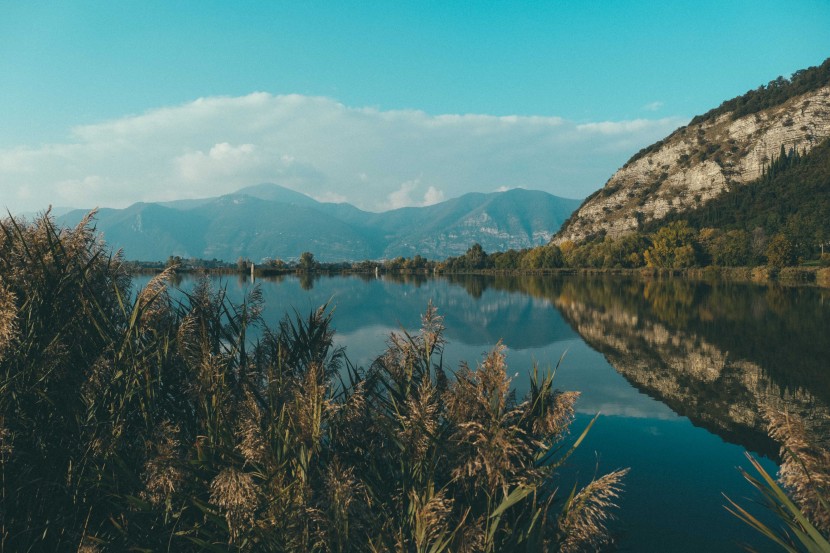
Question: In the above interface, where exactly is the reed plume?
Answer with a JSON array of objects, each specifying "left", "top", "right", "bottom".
[
  {"left": 767, "top": 409, "right": 830, "bottom": 534},
  {"left": 559, "top": 468, "right": 630, "bottom": 552},
  {"left": 0, "top": 280, "right": 16, "bottom": 359},
  {"left": 210, "top": 467, "right": 259, "bottom": 543}
]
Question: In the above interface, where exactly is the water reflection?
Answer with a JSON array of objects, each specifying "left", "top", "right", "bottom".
[
  {"left": 138, "top": 272, "right": 830, "bottom": 461},
  {"left": 547, "top": 277, "right": 830, "bottom": 460},
  {"left": 129, "top": 272, "right": 830, "bottom": 551}
]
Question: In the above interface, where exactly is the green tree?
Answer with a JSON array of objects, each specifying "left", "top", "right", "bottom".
[
  {"left": 644, "top": 221, "right": 699, "bottom": 268},
  {"left": 299, "top": 251, "right": 317, "bottom": 272},
  {"left": 492, "top": 249, "right": 522, "bottom": 270},
  {"left": 462, "top": 243, "right": 488, "bottom": 270},
  {"left": 520, "top": 244, "right": 563, "bottom": 269},
  {"left": 606, "top": 234, "right": 648, "bottom": 268},
  {"left": 751, "top": 227, "right": 768, "bottom": 263},
  {"left": 765, "top": 234, "right": 795, "bottom": 267},
  {"left": 710, "top": 230, "right": 752, "bottom": 266}
]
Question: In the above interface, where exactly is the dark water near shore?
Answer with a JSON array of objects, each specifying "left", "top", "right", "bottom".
[{"left": 135, "top": 272, "right": 830, "bottom": 552}]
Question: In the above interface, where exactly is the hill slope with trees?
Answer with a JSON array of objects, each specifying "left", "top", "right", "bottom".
[{"left": 554, "top": 57, "right": 830, "bottom": 245}]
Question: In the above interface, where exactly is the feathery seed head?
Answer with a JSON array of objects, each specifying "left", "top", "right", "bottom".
[
  {"left": 410, "top": 487, "right": 454, "bottom": 549},
  {"left": 236, "top": 394, "right": 268, "bottom": 464},
  {"left": 397, "top": 378, "right": 439, "bottom": 463},
  {"left": 559, "top": 468, "right": 629, "bottom": 553},
  {"left": 0, "top": 280, "right": 18, "bottom": 358},
  {"left": 420, "top": 301, "right": 446, "bottom": 357},
  {"left": 766, "top": 410, "right": 830, "bottom": 532},
  {"left": 141, "top": 421, "right": 184, "bottom": 507},
  {"left": 535, "top": 390, "right": 580, "bottom": 438},
  {"left": 210, "top": 468, "right": 259, "bottom": 543},
  {"left": 77, "top": 540, "right": 101, "bottom": 553},
  {"left": 135, "top": 266, "right": 175, "bottom": 326},
  {"left": 0, "top": 423, "right": 12, "bottom": 463}
]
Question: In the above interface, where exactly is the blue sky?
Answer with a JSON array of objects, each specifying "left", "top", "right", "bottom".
[{"left": 1, "top": 1, "right": 829, "bottom": 212}]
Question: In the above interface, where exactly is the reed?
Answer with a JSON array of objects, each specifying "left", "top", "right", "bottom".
[
  {"left": 726, "top": 411, "right": 830, "bottom": 552},
  {"left": 0, "top": 212, "right": 626, "bottom": 552}
]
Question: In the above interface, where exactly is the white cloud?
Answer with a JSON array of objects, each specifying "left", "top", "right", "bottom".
[
  {"left": 384, "top": 180, "right": 420, "bottom": 210},
  {"left": 575, "top": 118, "right": 677, "bottom": 135},
  {"left": 313, "top": 191, "right": 348, "bottom": 203},
  {"left": 494, "top": 185, "right": 525, "bottom": 193},
  {"left": 176, "top": 143, "right": 263, "bottom": 182},
  {"left": 422, "top": 186, "right": 444, "bottom": 206},
  {"left": 0, "top": 93, "right": 688, "bottom": 213},
  {"left": 383, "top": 180, "right": 446, "bottom": 210},
  {"left": 643, "top": 101, "right": 665, "bottom": 112}
]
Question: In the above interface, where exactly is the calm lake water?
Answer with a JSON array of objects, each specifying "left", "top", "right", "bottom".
[{"left": 135, "top": 272, "right": 830, "bottom": 552}]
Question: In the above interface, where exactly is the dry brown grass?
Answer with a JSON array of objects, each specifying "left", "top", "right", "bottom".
[
  {"left": 766, "top": 410, "right": 830, "bottom": 534},
  {"left": 559, "top": 468, "right": 630, "bottom": 552},
  {"left": 0, "top": 213, "right": 628, "bottom": 552},
  {"left": 0, "top": 280, "right": 16, "bottom": 360}
]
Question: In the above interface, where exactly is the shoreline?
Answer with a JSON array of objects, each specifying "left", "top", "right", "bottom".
[{"left": 129, "top": 264, "right": 830, "bottom": 288}]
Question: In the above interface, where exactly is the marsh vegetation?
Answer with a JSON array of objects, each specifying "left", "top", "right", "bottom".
[
  {"left": 3, "top": 213, "right": 829, "bottom": 552},
  {"left": 0, "top": 214, "right": 627, "bottom": 552}
]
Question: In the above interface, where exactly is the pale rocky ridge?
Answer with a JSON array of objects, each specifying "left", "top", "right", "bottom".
[{"left": 554, "top": 85, "right": 830, "bottom": 244}]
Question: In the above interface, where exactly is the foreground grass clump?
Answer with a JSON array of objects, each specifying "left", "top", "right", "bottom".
[
  {"left": 0, "top": 213, "right": 626, "bottom": 552},
  {"left": 727, "top": 411, "right": 830, "bottom": 552}
]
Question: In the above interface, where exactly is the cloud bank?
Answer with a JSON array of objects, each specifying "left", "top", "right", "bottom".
[{"left": 0, "top": 93, "right": 686, "bottom": 213}]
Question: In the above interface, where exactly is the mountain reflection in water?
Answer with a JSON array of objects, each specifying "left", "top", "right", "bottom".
[
  {"left": 549, "top": 276, "right": 830, "bottom": 461},
  {"left": 135, "top": 272, "right": 830, "bottom": 551}
]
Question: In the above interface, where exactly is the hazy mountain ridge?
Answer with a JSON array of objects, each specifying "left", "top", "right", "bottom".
[
  {"left": 554, "top": 58, "right": 830, "bottom": 244},
  {"left": 59, "top": 185, "right": 580, "bottom": 262}
]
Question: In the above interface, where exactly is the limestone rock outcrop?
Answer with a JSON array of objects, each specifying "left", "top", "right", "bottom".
[{"left": 554, "top": 86, "right": 830, "bottom": 244}]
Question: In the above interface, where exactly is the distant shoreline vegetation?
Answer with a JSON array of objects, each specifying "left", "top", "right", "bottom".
[
  {"left": 126, "top": 237, "right": 830, "bottom": 289},
  {"left": 129, "top": 259, "right": 830, "bottom": 290}
]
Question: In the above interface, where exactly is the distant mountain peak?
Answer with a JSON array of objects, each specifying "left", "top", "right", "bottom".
[
  {"left": 58, "top": 186, "right": 581, "bottom": 262},
  {"left": 231, "top": 183, "right": 320, "bottom": 206}
]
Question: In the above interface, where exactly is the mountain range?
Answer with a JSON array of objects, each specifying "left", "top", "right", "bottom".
[{"left": 58, "top": 184, "right": 581, "bottom": 262}]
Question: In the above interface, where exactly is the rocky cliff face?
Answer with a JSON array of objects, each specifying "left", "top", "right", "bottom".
[{"left": 554, "top": 86, "right": 830, "bottom": 244}]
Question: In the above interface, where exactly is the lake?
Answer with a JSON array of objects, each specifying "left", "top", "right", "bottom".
[{"left": 135, "top": 272, "right": 830, "bottom": 552}]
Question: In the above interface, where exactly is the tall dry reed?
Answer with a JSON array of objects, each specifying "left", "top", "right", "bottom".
[{"left": 0, "top": 212, "right": 627, "bottom": 552}]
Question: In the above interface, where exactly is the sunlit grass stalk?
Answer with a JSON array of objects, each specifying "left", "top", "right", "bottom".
[{"left": 727, "top": 410, "right": 830, "bottom": 552}]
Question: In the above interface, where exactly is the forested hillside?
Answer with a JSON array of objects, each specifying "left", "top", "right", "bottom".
[
  {"left": 436, "top": 138, "right": 830, "bottom": 271},
  {"left": 649, "top": 139, "right": 830, "bottom": 262},
  {"left": 554, "top": 57, "right": 830, "bottom": 245}
]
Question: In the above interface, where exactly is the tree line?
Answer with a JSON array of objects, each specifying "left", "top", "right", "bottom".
[{"left": 689, "top": 57, "right": 830, "bottom": 125}]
